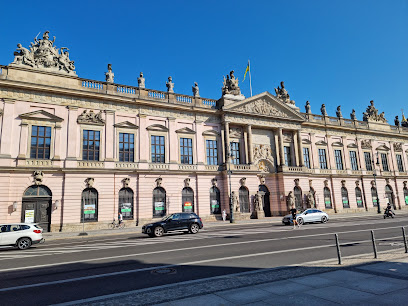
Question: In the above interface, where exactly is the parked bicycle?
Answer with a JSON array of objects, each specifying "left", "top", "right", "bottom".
[{"left": 109, "top": 219, "right": 125, "bottom": 229}]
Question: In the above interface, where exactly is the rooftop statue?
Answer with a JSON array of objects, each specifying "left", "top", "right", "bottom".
[
  {"left": 192, "top": 82, "right": 200, "bottom": 97},
  {"left": 350, "top": 109, "right": 356, "bottom": 120},
  {"left": 321, "top": 104, "right": 327, "bottom": 116},
  {"left": 274, "top": 81, "right": 295, "bottom": 105},
  {"left": 10, "top": 31, "right": 76, "bottom": 75},
  {"left": 395, "top": 116, "right": 400, "bottom": 126},
  {"left": 305, "top": 101, "right": 311, "bottom": 114},
  {"left": 362, "top": 100, "right": 387, "bottom": 123},
  {"left": 222, "top": 70, "right": 241, "bottom": 96},
  {"left": 336, "top": 105, "right": 342, "bottom": 118},
  {"left": 138, "top": 72, "right": 145, "bottom": 88},
  {"left": 105, "top": 64, "right": 114, "bottom": 83},
  {"left": 166, "top": 76, "right": 174, "bottom": 93}
]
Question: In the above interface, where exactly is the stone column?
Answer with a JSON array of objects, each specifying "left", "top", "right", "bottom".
[
  {"left": 278, "top": 128, "right": 285, "bottom": 166},
  {"left": 53, "top": 124, "right": 62, "bottom": 160},
  {"left": 17, "top": 122, "right": 29, "bottom": 159},
  {"left": 66, "top": 106, "right": 78, "bottom": 160},
  {"left": 247, "top": 125, "right": 253, "bottom": 164},
  {"left": 195, "top": 120, "right": 204, "bottom": 164},
  {"left": 138, "top": 114, "right": 148, "bottom": 162},
  {"left": 243, "top": 128, "right": 248, "bottom": 164},
  {"left": 0, "top": 99, "right": 15, "bottom": 157},
  {"left": 297, "top": 130, "right": 304, "bottom": 167},
  {"left": 293, "top": 131, "right": 299, "bottom": 167},
  {"left": 224, "top": 121, "right": 230, "bottom": 157},
  {"left": 168, "top": 117, "right": 177, "bottom": 164},
  {"left": 104, "top": 110, "right": 115, "bottom": 161}
]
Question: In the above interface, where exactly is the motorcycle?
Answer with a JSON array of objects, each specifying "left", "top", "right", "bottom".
[{"left": 383, "top": 209, "right": 395, "bottom": 219}]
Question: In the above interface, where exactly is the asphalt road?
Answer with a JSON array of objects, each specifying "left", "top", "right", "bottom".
[{"left": 1, "top": 215, "right": 407, "bottom": 305}]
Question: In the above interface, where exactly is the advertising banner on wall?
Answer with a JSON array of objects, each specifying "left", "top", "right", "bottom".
[
  {"left": 154, "top": 202, "right": 165, "bottom": 211},
  {"left": 84, "top": 204, "right": 96, "bottom": 214},
  {"left": 24, "top": 210, "right": 35, "bottom": 223},
  {"left": 183, "top": 201, "right": 193, "bottom": 213}
]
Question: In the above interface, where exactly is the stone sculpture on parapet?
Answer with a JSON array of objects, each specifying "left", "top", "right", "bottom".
[
  {"left": 321, "top": 104, "right": 327, "bottom": 116},
  {"left": 105, "top": 64, "right": 114, "bottom": 83},
  {"left": 274, "top": 81, "right": 295, "bottom": 105},
  {"left": 363, "top": 100, "right": 387, "bottom": 123},
  {"left": 336, "top": 106, "right": 343, "bottom": 118},
  {"left": 10, "top": 31, "right": 76, "bottom": 75},
  {"left": 305, "top": 101, "right": 311, "bottom": 114},
  {"left": 222, "top": 70, "right": 245, "bottom": 101},
  {"left": 192, "top": 82, "right": 200, "bottom": 97},
  {"left": 166, "top": 76, "right": 174, "bottom": 93},
  {"left": 138, "top": 72, "right": 145, "bottom": 88},
  {"left": 350, "top": 109, "right": 356, "bottom": 120}
]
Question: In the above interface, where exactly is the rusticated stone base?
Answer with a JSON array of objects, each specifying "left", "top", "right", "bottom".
[{"left": 251, "top": 210, "right": 265, "bottom": 219}]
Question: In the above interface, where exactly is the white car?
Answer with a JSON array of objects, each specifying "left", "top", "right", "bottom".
[
  {"left": 0, "top": 223, "right": 45, "bottom": 250},
  {"left": 282, "top": 209, "right": 329, "bottom": 225}
]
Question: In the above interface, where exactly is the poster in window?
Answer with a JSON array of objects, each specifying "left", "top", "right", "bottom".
[
  {"left": 405, "top": 196, "right": 408, "bottom": 204},
  {"left": 121, "top": 203, "right": 132, "bottom": 213},
  {"left": 84, "top": 204, "right": 96, "bottom": 214},
  {"left": 211, "top": 200, "right": 219, "bottom": 208},
  {"left": 25, "top": 210, "right": 35, "bottom": 223},
  {"left": 184, "top": 201, "right": 193, "bottom": 212},
  {"left": 154, "top": 202, "right": 165, "bottom": 211}
]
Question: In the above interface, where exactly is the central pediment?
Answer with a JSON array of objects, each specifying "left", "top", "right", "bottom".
[{"left": 223, "top": 92, "right": 305, "bottom": 122}]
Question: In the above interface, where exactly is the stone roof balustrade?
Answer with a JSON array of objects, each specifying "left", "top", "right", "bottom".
[
  {"left": 81, "top": 79, "right": 104, "bottom": 90},
  {"left": 175, "top": 94, "right": 192, "bottom": 104}
]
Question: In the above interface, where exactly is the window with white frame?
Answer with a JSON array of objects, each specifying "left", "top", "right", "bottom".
[
  {"left": 349, "top": 151, "right": 359, "bottom": 170},
  {"left": 318, "top": 148, "right": 328, "bottom": 169},
  {"left": 82, "top": 130, "right": 100, "bottom": 161},
  {"left": 180, "top": 138, "right": 193, "bottom": 164},
  {"left": 151, "top": 135, "right": 165, "bottom": 163},
  {"left": 206, "top": 140, "right": 218, "bottom": 165},
  {"left": 334, "top": 149, "right": 343, "bottom": 170},
  {"left": 303, "top": 147, "right": 311, "bottom": 168},
  {"left": 230, "top": 142, "right": 240, "bottom": 164},
  {"left": 381, "top": 153, "right": 389, "bottom": 171},
  {"left": 396, "top": 154, "right": 404, "bottom": 172},
  {"left": 364, "top": 152, "right": 373, "bottom": 170},
  {"left": 30, "top": 126, "right": 51, "bottom": 159},
  {"left": 119, "top": 133, "right": 134, "bottom": 162}
]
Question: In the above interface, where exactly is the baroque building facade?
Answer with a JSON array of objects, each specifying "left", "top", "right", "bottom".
[{"left": 1, "top": 32, "right": 408, "bottom": 232}]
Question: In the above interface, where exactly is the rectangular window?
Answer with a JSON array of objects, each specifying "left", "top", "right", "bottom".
[
  {"left": 151, "top": 135, "right": 165, "bottom": 163},
  {"left": 180, "top": 138, "right": 193, "bottom": 164},
  {"left": 82, "top": 130, "right": 100, "bottom": 161},
  {"left": 230, "top": 142, "right": 240, "bottom": 164},
  {"left": 284, "top": 146, "right": 292, "bottom": 166},
  {"left": 303, "top": 147, "right": 311, "bottom": 169},
  {"left": 318, "top": 148, "right": 327, "bottom": 169},
  {"left": 349, "top": 151, "right": 359, "bottom": 170},
  {"left": 334, "top": 150, "right": 343, "bottom": 170},
  {"left": 381, "top": 153, "right": 389, "bottom": 171},
  {"left": 206, "top": 140, "right": 218, "bottom": 165},
  {"left": 396, "top": 154, "right": 404, "bottom": 172},
  {"left": 30, "top": 126, "right": 51, "bottom": 159},
  {"left": 119, "top": 133, "right": 134, "bottom": 162},
  {"left": 364, "top": 152, "right": 373, "bottom": 170}
]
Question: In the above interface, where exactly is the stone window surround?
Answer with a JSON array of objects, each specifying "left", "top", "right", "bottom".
[
  {"left": 229, "top": 126, "right": 244, "bottom": 164},
  {"left": 79, "top": 124, "right": 105, "bottom": 162},
  {"left": 20, "top": 118, "right": 61, "bottom": 161},
  {"left": 302, "top": 145, "right": 312, "bottom": 169},
  {"left": 283, "top": 139, "right": 295, "bottom": 167},
  {"left": 114, "top": 126, "right": 138, "bottom": 162},
  {"left": 176, "top": 128, "right": 196, "bottom": 165},
  {"left": 148, "top": 129, "right": 168, "bottom": 164},
  {"left": 315, "top": 141, "right": 328, "bottom": 169},
  {"left": 202, "top": 130, "right": 220, "bottom": 165},
  {"left": 349, "top": 150, "right": 359, "bottom": 170}
]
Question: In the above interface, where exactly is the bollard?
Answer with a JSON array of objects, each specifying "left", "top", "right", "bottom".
[
  {"left": 402, "top": 227, "right": 408, "bottom": 253},
  {"left": 371, "top": 230, "right": 378, "bottom": 259},
  {"left": 335, "top": 233, "right": 342, "bottom": 265}
]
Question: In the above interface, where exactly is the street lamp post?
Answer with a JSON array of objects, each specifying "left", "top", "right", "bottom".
[
  {"left": 227, "top": 151, "right": 235, "bottom": 223},
  {"left": 373, "top": 153, "right": 381, "bottom": 214}
]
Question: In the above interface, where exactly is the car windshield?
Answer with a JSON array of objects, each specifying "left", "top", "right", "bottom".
[{"left": 161, "top": 214, "right": 173, "bottom": 221}]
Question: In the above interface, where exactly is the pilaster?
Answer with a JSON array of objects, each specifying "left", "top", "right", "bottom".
[
  {"left": 278, "top": 128, "right": 285, "bottom": 166},
  {"left": 168, "top": 117, "right": 177, "bottom": 164},
  {"left": 17, "top": 122, "right": 29, "bottom": 159},
  {"left": 104, "top": 110, "right": 115, "bottom": 161},
  {"left": 195, "top": 120, "right": 204, "bottom": 165},
  {"left": 0, "top": 99, "right": 15, "bottom": 157},
  {"left": 138, "top": 114, "right": 148, "bottom": 162},
  {"left": 247, "top": 125, "right": 253, "bottom": 164},
  {"left": 297, "top": 129, "right": 304, "bottom": 167},
  {"left": 66, "top": 106, "right": 78, "bottom": 160}
]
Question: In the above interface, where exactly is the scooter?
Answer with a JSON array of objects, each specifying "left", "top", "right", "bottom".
[{"left": 383, "top": 209, "right": 395, "bottom": 219}]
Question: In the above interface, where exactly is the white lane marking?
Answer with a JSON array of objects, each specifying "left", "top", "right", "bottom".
[
  {"left": 0, "top": 221, "right": 405, "bottom": 261},
  {"left": 52, "top": 247, "right": 407, "bottom": 306}
]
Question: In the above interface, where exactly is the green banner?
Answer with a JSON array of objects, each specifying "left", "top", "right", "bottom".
[
  {"left": 155, "top": 207, "right": 165, "bottom": 210},
  {"left": 343, "top": 200, "right": 348, "bottom": 204},
  {"left": 211, "top": 204, "right": 220, "bottom": 208},
  {"left": 405, "top": 196, "right": 408, "bottom": 204},
  {"left": 121, "top": 208, "right": 131, "bottom": 212},
  {"left": 325, "top": 201, "right": 331, "bottom": 204}
]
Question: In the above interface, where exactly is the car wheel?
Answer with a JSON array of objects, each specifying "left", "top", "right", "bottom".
[
  {"left": 189, "top": 223, "right": 200, "bottom": 234},
  {"left": 154, "top": 226, "right": 164, "bottom": 237},
  {"left": 297, "top": 218, "right": 304, "bottom": 225},
  {"left": 17, "top": 237, "right": 32, "bottom": 250},
  {"left": 321, "top": 216, "right": 328, "bottom": 223}
]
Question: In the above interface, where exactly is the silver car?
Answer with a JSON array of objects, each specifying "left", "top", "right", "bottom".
[{"left": 282, "top": 209, "right": 329, "bottom": 225}]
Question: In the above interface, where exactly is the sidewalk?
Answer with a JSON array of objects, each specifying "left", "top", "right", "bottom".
[
  {"left": 44, "top": 211, "right": 408, "bottom": 241},
  {"left": 59, "top": 249, "right": 408, "bottom": 305}
]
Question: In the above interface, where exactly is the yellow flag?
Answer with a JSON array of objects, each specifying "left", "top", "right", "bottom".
[
  {"left": 403, "top": 113, "right": 407, "bottom": 122},
  {"left": 243, "top": 61, "right": 250, "bottom": 82}
]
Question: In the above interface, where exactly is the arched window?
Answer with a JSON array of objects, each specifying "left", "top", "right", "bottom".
[
  {"left": 210, "top": 186, "right": 221, "bottom": 214},
  {"left": 23, "top": 185, "right": 52, "bottom": 197},
  {"left": 119, "top": 187, "right": 134, "bottom": 219},
  {"left": 294, "top": 186, "right": 302, "bottom": 210},
  {"left": 182, "top": 187, "right": 194, "bottom": 213},
  {"left": 153, "top": 187, "right": 166, "bottom": 217},
  {"left": 324, "top": 187, "right": 332, "bottom": 208},
  {"left": 371, "top": 187, "right": 378, "bottom": 207},
  {"left": 404, "top": 187, "right": 408, "bottom": 205},
  {"left": 355, "top": 187, "right": 363, "bottom": 208},
  {"left": 341, "top": 187, "right": 349, "bottom": 208},
  {"left": 81, "top": 188, "right": 98, "bottom": 222},
  {"left": 239, "top": 186, "right": 250, "bottom": 213}
]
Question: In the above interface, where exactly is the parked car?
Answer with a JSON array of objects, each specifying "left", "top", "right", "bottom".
[
  {"left": 0, "top": 223, "right": 45, "bottom": 250},
  {"left": 282, "top": 209, "right": 329, "bottom": 225},
  {"left": 142, "top": 213, "right": 204, "bottom": 237}
]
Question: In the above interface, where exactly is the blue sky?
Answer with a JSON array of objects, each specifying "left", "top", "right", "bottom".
[{"left": 0, "top": 0, "right": 407, "bottom": 121}]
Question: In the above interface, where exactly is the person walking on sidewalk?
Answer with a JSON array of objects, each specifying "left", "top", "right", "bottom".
[
  {"left": 118, "top": 212, "right": 123, "bottom": 225},
  {"left": 222, "top": 209, "right": 227, "bottom": 222},
  {"left": 290, "top": 208, "right": 300, "bottom": 229}
]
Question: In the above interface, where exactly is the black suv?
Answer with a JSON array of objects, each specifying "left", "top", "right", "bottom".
[{"left": 142, "top": 213, "right": 203, "bottom": 237}]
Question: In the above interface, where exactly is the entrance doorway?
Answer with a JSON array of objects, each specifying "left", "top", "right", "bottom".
[
  {"left": 259, "top": 185, "right": 271, "bottom": 217},
  {"left": 385, "top": 185, "right": 396, "bottom": 210},
  {"left": 22, "top": 185, "right": 52, "bottom": 232}
]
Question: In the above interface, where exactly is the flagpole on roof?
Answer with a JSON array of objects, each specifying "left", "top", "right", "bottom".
[{"left": 248, "top": 60, "right": 252, "bottom": 97}]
